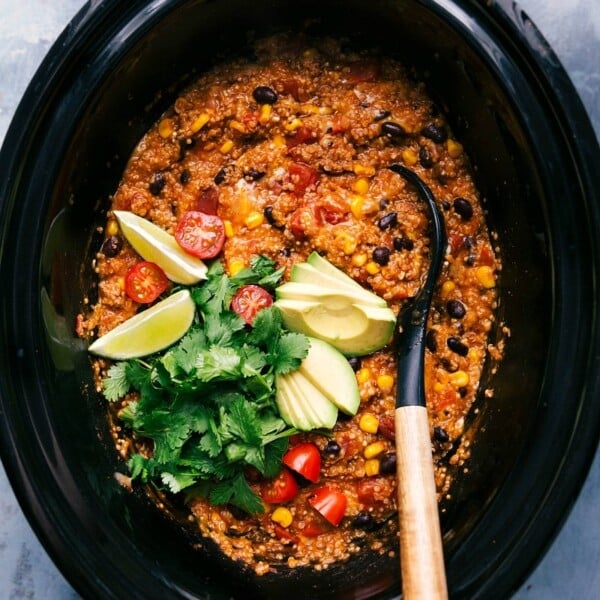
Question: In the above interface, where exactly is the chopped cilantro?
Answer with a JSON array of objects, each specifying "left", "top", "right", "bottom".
[{"left": 101, "top": 256, "right": 307, "bottom": 514}]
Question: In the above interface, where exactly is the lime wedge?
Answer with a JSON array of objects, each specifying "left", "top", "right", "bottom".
[
  {"left": 114, "top": 210, "right": 208, "bottom": 284},
  {"left": 88, "top": 289, "right": 195, "bottom": 359}
]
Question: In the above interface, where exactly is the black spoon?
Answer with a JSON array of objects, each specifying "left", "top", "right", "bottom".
[{"left": 388, "top": 164, "right": 448, "bottom": 600}]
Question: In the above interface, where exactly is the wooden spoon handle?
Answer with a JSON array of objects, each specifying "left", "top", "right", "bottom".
[{"left": 395, "top": 405, "right": 448, "bottom": 600}]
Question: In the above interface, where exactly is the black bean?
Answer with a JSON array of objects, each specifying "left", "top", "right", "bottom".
[
  {"left": 179, "top": 169, "right": 191, "bottom": 185},
  {"left": 149, "top": 172, "right": 166, "bottom": 196},
  {"left": 419, "top": 145, "right": 434, "bottom": 168},
  {"left": 100, "top": 235, "right": 122, "bottom": 257},
  {"left": 263, "top": 205, "right": 284, "bottom": 230},
  {"left": 446, "top": 299, "right": 466, "bottom": 319},
  {"left": 425, "top": 329, "right": 437, "bottom": 352},
  {"left": 214, "top": 167, "right": 228, "bottom": 185},
  {"left": 228, "top": 505, "right": 249, "bottom": 520},
  {"left": 447, "top": 336, "right": 469, "bottom": 356},
  {"left": 459, "top": 387, "right": 468, "bottom": 397},
  {"left": 379, "top": 199, "right": 390, "bottom": 210},
  {"left": 178, "top": 138, "right": 195, "bottom": 160},
  {"left": 378, "top": 212, "right": 398, "bottom": 230},
  {"left": 373, "top": 109, "right": 391, "bottom": 122},
  {"left": 359, "top": 101, "right": 370, "bottom": 109},
  {"left": 421, "top": 122, "right": 448, "bottom": 143},
  {"left": 348, "top": 356, "right": 362, "bottom": 371},
  {"left": 442, "top": 200, "right": 451, "bottom": 211},
  {"left": 252, "top": 85, "right": 278, "bottom": 105},
  {"left": 440, "top": 358, "right": 457, "bottom": 372},
  {"left": 379, "top": 453, "right": 397, "bottom": 475},
  {"left": 324, "top": 440, "right": 341, "bottom": 456},
  {"left": 463, "top": 235, "right": 475, "bottom": 249},
  {"left": 372, "top": 246, "right": 391, "bottom": 266},
  {"left": 453, "top": 197, "right": 473, "bottom": 221},
  {"left": 393, "top": 237, "right": 414, "bottom": 251},
  {"left": 381, "top": 121, "right": 405, "bottom": 138},
  {"left": 433, "top": 426, "right": 449, "bottom": 443},
  {"left": 353, "top": 512, "right": 375, "bottom": 529},
  {"left": 245, "top": 168, "right": 265, "bottom": 181},
  {"left": 279, "top": 247, "right": 291, "bottom": 257}
]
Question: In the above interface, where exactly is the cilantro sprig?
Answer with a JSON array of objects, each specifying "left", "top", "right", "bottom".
[{"left": 102, "top": 256, "right": 309, "bottom": 514}]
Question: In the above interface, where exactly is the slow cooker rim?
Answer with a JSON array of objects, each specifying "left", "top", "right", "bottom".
[{"left": 0, "top": 1, "right": 599, "bottom": 599}]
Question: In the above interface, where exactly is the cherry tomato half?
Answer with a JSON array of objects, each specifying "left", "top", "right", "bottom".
[
  {"left": 260, "top": 469, "right": 299, "bottom": 504},
  {"left": 124, "top": 261, "right": 169, "bottom": 304},
  {"left": 283, "top": 443, "right": 321, "bottom": 483},
  {"left": 231, "top": 285, "right": 273, "bottom": 325},
  {"left": 175, "top": 211, "right": 225, "bottom": 259},
  {"left": 308, "top": 486, "right": 347, "bottom": 526}
]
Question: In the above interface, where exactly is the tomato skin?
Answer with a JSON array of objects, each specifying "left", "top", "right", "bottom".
[
  {"left": 231, "top": 285, "right": 274, "bottom": 325},
  {"left": 175, "top": 211, "right": 225, "bottom": 259},
  {"left": 124, "top": 261, "right": 169, "bottom": 304},
  {"left": 287, "top": 126, "right": 318, "bottom": 149},
  {"left": 193, "top": 187, "right": 219, "bottom": 215},
  {"left": 308, "top": 486, "right": 347, "bottom": 526},
  {"left": 288, "top": 162, "right": 319, "bottom": 195},
  {"left": 300, "top": 517, "right": 332, "bottom": 537},
  {"left": 260, "top": 469, "right": 299, "bottom": 504},
  {"left": 283, "top": 443, "right": 321, "bottom": 483}
]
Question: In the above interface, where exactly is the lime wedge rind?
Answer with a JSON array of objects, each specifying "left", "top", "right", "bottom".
[
  {"left": 88, "top": 289, "right": 195, "bottom": 359},
  {"left": 114, "top": 210, "right": 207, "bottom": 285}
]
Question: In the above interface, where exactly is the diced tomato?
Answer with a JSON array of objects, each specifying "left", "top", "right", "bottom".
[
  {"left": 433, "top": 386, "right": 458, "bottom": 412},
  {"left": 378, "top": 413, "right": 396, "bottom": 441},
  {"left": 260, "top": 469, "right": 299, "bottom": 504},
  {"left": 289, "top": 207, "right": 313, "bottom": 240},
  {"left": 124, "top": 261, "right": 168, "bottom": 304},
  {"left": 273, "top": 524, "right": 299, "bottom": 544},
  {"left": 175, "top": 211, "right": 225, "bottom": 259},
  {"left": 283, "top": 443, "right": 321, "bottom": 483},
  {"left": 331, "top": 114, "right": 350, "bottom": 135},
  {"left": 346, "top": 59, "right": 380, "bottom": 83},
  {"left": 448, "top": 233, "right": 465, "bottom": 255},
  {"left": 357, "top": 477, "right": 395, "bottom": 507},
  {"left": 315, "top": 197, "right": 348, "bottom": 225},
  {"left": 308, "top": 486, "right": 347, "bottom": 526},
  {"left": 478, "top": 245, "right": 495, "bottom": 266},
  {"left": 193, "top": 186, "right": 219, "bottom": 215},
  {"left": 276, "top": 77, "right": 309, "bottom": 102},
  {"left": 287, "top": 126, "right": 318, "bottom": 149},
  {"left": 288, "top": 162, "right": 319, "bottom": 195},
  {"left": 231, "top": 285, "right": 273, "bottom": 325},
  {"left": 300, "top": 517, "right": 332, "bottom": 537}
]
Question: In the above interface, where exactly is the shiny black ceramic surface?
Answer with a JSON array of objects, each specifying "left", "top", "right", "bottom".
[{"left": 0, "top": 1, "right": 599, "bottom": 599}]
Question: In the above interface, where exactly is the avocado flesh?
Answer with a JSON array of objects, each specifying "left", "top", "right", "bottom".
[
  {"left": 299, "top": 337, "right": 360, "bottom": 415},
  {"left": 275, "top": 297, "right": 396, "bottom": 356},
  {"left": 276, "top": 372, "right": 338, "bottom": 430},
  {"left": 307, "top": 252, "right": 367, "bottom": 288},
  {"left": 290, "top": 263, "right": 385, "bottom": 307}
]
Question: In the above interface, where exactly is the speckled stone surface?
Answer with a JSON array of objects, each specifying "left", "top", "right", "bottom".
[{"left": 0, "top": 1, "right": 598, "bottom": 598}]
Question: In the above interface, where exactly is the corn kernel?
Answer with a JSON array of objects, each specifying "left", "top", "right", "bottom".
[
  {"left": 433, "top": 381, "right": 445, "bottom": 393},
  {"left": 364, "top": 459, "right": 380, "bottom": 477},
  {"left": 365, "top": 261, "right": 380, "bottom": 275},
  {"left": 228, "top": 259, "right": 246, "bottom": 276},
  {"left": 401, "top": 148, "right": 419, "bottom": 166},
  {"left": 441, "top": 280, "right": 456, "bottom": 296},
  {"left": 158, "top": 118, "right": 174, "bottom": 139},
  {"left": 356, "top": 368, "right": 371, "bottom": 384},
  {"left": 353, "top": 178, "right": 370, "bottom": 195},
  {"left": 476, "top": 265, "right": 495, "bottom": 288},
  {"left": 223, "top": 219, "right": 234, "bottom": 238},
  {"left": 353, "top": 164, "right": 376, "bottom": 177},
  {"left": 285, "top": 118, "right": 303, "bottom": 131},
  {"left": 350, "top": 195, "right": 365, "bottom": 219},
  {"left": 272, "top": 134, "right": 286, "bottom": 148},
  {"left": 335, "top": 231, "right": 358, "bottom": 255},
  {"left": 219, "top": 139, "right": 234, "bottom": 154},
  {"left": 191, "top": 112, "right": 210, "bottom": 133},
  {"left": 352, "top": 253, "right": 368, "bottom": 267},
  {"left": 377, "top": 374, "right": 394, "bottom": 393},
  {"left": 449, "top": 370, "right": 470, "bottom": 387},
  {"left": 447, "top": 138, "right": 463, "bottom": 158},
  {"left": 468, "top": 348, "right": 481, "bottom": 362},
  {"left": 364, "top": 441, "right": 386, "bottom": 459},
  {"left": 271, "top": 507, "right": 293, "bottom": 528},
  {"left": 106, "top": 219, "right": 119, "bottom": 237},
  {"left": 117, "top": 276, "right": 125, "bottom": 291},
  {"left": 359, "top": 413, "right": 379, "bottom": 434},
  {"left": 229, "top": 120, "right": 247, "bottom": 133},
  {"left": 258, "top": 104, "right": 272, "bottom": 124},
  {"left": 244, "top": 211, "right": 264, "bottom": 229}
]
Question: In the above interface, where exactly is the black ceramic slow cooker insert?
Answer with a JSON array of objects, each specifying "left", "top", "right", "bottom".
[{"left": 0, "top": 1, "right": 599, "bottom": 599}]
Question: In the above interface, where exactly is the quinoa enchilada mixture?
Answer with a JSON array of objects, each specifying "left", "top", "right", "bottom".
[{"left": 77, "top": 35, "right": 501, "bottom": 575}]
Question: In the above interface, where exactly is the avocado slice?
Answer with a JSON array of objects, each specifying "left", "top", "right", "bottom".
[
  {"left": 307, "top": 252, "right": 371, "bottom": 289},
  {"left": 274, "top": 297, "right": 396, "bottom": 356},
  {"left": 276, "top": 372, "right": 338, "bottom": 430},
  {"left": 290, "top": 263, "right": 386, "bottom": 307},
  {"left": 299, "top": 337, "right": 360, "bottom": 415}
]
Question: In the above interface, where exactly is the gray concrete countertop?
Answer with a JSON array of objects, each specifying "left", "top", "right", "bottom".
[{"left": 0, "top": 1, "right": 598, "bottom": 598}]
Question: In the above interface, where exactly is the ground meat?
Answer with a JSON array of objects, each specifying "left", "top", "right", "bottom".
[{"left": 78, "top": 34, "right": 501, "bottom": 575}]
